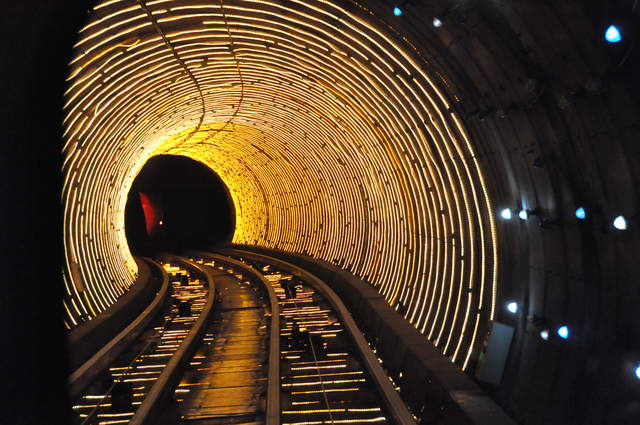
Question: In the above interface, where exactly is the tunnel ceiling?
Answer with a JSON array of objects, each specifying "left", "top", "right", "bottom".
[{"left": 62, "top": 0, "right": 498, "bottom": 369}]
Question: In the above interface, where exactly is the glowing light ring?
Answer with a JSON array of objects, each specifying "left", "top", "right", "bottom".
[{"left": 63, "top": 0, "right": 498, "bottom": 370}]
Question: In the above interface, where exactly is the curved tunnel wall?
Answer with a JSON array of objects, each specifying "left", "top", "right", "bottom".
[
  {"left": 391, "top": 1, "right": 640, "bottom": 424},
  {"left": 62, "top": 0, "right": 498, "bottom": 371}
]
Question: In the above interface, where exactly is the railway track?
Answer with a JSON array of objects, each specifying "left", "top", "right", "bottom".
[
  {"left": 152, "top": 254, "right": 279, "bottom": 425},
  {"left": 69, "top": 251, "right": 414, "bottom": 425},
  {"left": 71, "top": 258, "right": 213, "bottom": 425},
  {"left": 201, "top": 249, "right": 415, "bottom": 425}
]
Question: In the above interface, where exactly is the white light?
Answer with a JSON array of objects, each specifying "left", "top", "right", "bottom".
[
  {"left": 393, "top": 7, "right": 402, "bottom": 17},
  {"left": 500, "top": 208, "right": 512, "bottom": 220},
  {"left": 506, "top": 302, "right": 518, "bottom": 314},
  {"left": 557, "top": 325, "right": 570, "bottom": 339},
  {"left": 540, "top": 329, "right": 549, "bottom": 340},
  {"left": 635, "top": 365, "right": 640, "bottom": 380},
  {"left": 432, "top": 17, "right": 443, "bottom": 27},
  {"left": 613, "top": 216, "right": 627, "bottom": 230},
  {"left": 575, "top": 207, "right": 586, "bottom": 220},
  {"left": 605, "top": 25, "right": 622, "bottom": 43},
  {"left": 518, "top": 210, "right": 528, "bottom": 220}
]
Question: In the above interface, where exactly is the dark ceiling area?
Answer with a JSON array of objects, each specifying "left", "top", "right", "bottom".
[
  {"left": 396, "top": 1, "right": 640, "bottom": 423},
  {"left": 2, "top": 1, "right": 640, "bottom": 424},
  {"left": 125, "top": 155, "right": 235, "bottom": 256}
]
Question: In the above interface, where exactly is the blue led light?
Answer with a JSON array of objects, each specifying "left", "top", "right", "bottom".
[
  {"left": 605, "top": 25, "right": 622, "bottom": 43},
  {"left": 393, "top": 7, "right": 403, "bottom": 16},
  {"left": 557, "top": 325, "right": 570, "bottom": 340},
  {"left": 500, "top": 208, "right": 512, "bottom": 220},
  {"left": 636, "top": 365, "right": 640, "bottom": 380},
  {"left": 518, "top": 209, "right": 528, "bottom": 220},
  {"left": 575, "top": 207, "right": 586, "bottom": 220},
  {"left": 507, "top": 302, "right": 518, "bottom": 314}
]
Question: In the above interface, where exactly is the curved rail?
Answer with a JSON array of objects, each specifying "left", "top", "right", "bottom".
[
  {"left": 68, "top": 257, "right": 169, "bottom": 401},
  {"left": 129, "top": 256, "right": 217, "bottom": 425},
  {"left": 217, "top": 248, "right": 416, "bottom": 425},
  {"left": 191, "top": 251, "right": 281, "bottom": 425}
]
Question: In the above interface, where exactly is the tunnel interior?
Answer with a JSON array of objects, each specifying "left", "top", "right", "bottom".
[
  {"left": 46, "top": 1, "right": 640, "bottom": 424},
  {"left": 125, "top": 155, "right": 235, "bottom": 256}
]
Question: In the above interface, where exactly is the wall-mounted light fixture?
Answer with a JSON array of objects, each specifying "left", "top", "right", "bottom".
[
  {"left": 557, "top": 325, "right": 570, "bottom": 340},
  {"left": 539, "top": 329, "right": 550, "bottom": 341},
  {"left": 613, "top": 215, "right": 627, "bottom": 230},
  {"left": 500, "top": 208, "right": 513, "bottom": 220},
  {"left": 605, "top": 25, "right": 622, "bottom": 43}
]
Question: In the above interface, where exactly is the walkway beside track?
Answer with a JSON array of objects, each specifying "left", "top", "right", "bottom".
[{"left": 155, "top": 263, "right": 271, "bottom": 425}]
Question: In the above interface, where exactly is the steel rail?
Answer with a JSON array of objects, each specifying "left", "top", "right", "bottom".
[
  {"left": 192, "top": 251, "right": 281, "bottom": 425},
  {"left": 128, "top": 255, "right": 217, "bottom": 425},
  {"left": 68, "top": 257, "right": 169, "bottom": 401},
  {"left": 217, "top": 248, "right": 416, "bottom": 425}
]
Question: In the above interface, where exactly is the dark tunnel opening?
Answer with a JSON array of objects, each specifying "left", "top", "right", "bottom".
[{"left": 125, "top": 155, "right": 235, "bottom": 256}]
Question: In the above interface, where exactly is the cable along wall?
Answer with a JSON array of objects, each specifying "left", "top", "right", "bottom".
[{"left": 63, "top": 0, "right": 497, "bottom": 370}]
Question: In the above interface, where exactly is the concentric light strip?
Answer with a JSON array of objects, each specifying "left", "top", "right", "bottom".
[{"left": 63, "top": 0, "right": 497, "bottom": 369}]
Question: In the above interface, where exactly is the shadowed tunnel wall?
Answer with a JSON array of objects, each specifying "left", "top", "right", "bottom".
[{"left": 59, "top": 1, "right": 640, "bottom": 424}]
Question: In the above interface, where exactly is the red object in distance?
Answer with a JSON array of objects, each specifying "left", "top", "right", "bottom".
[{"left": 138, "top": 192, "right": 163, "bottom": 236}]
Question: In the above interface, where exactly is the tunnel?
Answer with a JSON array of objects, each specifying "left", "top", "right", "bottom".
[
  {"left": 61, "top": 0, "right": 498, "bottom": 374},
  {"left": 124, "top": 154, "right": 235, "bottom": 255},
  {"left": 3, "top": 1, "right": 640, "bottom": 425}
]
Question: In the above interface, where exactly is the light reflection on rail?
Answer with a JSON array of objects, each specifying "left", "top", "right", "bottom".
[{"left": 72, "top": 263, "right": 207, "bottom": 425}]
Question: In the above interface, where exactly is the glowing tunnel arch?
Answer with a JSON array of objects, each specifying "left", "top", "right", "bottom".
[{"left": 63, "top": 0, "right": 497, "bottom": 369}]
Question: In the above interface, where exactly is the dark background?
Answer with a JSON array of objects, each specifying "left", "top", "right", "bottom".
[{"left": 1, "top": 3, "right": 86, "bottom": 424}]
